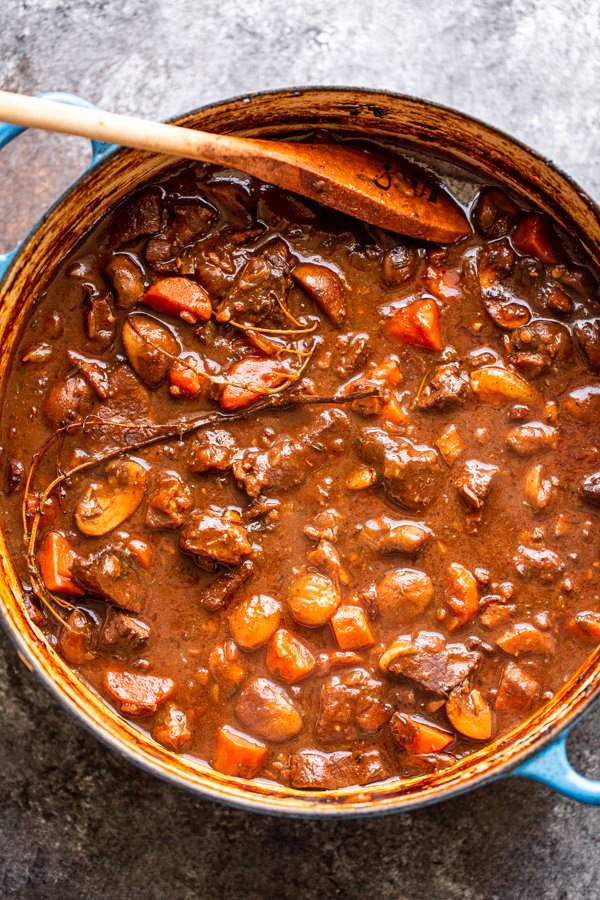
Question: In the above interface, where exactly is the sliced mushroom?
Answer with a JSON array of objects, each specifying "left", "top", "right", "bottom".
[
  {"left": 292, "top": 262, "right": 347, "bottom": 324},
  {"left": 445, "top": 683, "right": 493, "bottom": 740},
  {"left": 75, "top": 459, "right": 146, "bottom": 536},
  {"left": 470, "top": 366, "right": 540, "bottom": 406},
  {"left": 121, "top": 314, "right": 179, "bottom": 387}
]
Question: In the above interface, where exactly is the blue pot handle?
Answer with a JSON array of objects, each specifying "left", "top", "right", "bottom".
[
  {"left": 511, "top": 725, "right": 600, "bottom": 804},
  {"left": 0, "top": 91, "right": 114, "bottom": 279}
]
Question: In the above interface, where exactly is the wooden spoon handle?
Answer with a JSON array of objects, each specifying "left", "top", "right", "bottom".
[{"left": 0, "top": 90, "right": 259, "bottom": 167}]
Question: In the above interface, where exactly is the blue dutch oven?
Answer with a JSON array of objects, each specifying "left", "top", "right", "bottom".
[{"left": 0, "top": 88, "right": 598, "bottom": 815}]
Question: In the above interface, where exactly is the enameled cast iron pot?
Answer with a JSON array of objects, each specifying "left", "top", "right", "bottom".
[{"left": 0, "top": 88, "right": 599, "bottom": 816}]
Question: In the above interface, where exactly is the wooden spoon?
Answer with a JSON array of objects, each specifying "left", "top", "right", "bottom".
[{"left": 0, "top": 90, "right": 470, "bottom": 243}]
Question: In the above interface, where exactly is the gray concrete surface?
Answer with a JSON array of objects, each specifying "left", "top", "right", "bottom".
[{"left": 0, "top": 1, "right": 599, "bottom": 897}]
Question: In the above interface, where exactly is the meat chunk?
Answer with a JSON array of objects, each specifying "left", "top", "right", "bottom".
[
  {"left": 580, "top": 472, "right": 600, "bottom": 507},
  {"left": 380, "top": 632, "right": 481, "bottom": 696},
  {"left": 506, "top": 320, "right": 572, "bottom": 377},
  {"left": 316, "top": 669, "right": 391, "bottom": 742},
  {"left": 179, "top": 507, "right": 252, "bottom": 567},
  {"left": 197, "top": 560, "right": 254, "bottom": 612},
  {"left": 506, "top": 422, "right": 558, "bottom": 456},
  {"left": 104, "top": 670, "right": 174, "bottom": 717},
  {"left": 334, "top": 332, "right": 370, "bottom": 378},
  {"left": 99, "top": 363, "right": 151, "bottom": 423},
  {"left": 495, "top": 662, "right": 540, "bottom": 712},
  {"left": 100, "top": 609, "right": 150, "bottom": 650},
  {"left": 456, "top": 459, "right": 499, "bottom": 509},
  {"left": 234, "top": 409, "right": 349, "bottom": 498},
  {"left": 357, "top": 428, "right": 443, "bottom": 511},
  {"left": 71, "top": 543, "right": 144, "bottom": 613},
  {"left": 146, "top": 202, "right": 217, "bottom": 273},
  {"left": 417, "top": 362, "right": 470, "bottom": 410},
  {"left": 105, "top": 253, "right": 146, "bottom": 309},
  {"left": 216, "top": 239, "right": 293, "bottom": 324},
  {"left": 85, "top": 292, "right": 117, "bottom": 348},
  {"left": 512, "top": 545, "right": 564, "bottom": 582},
  {"left": 187, "top": 430, "right": 238, "bottom": 474},
  {"left": 290, "top": 747, "right": 391, "bottom": 789},
  {"left": 574, "top": 318, "right": 600, "bottom": 372},
  {"left": 109, "top": 191, "right": 163, "bottom": 246},
  {"left": 145, "top": 470, "right": 193, "bottom": 530}
]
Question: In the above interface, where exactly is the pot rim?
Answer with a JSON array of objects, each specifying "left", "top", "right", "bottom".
[{"left": 0, "top": 85, "right": 598, "bottom": 817}]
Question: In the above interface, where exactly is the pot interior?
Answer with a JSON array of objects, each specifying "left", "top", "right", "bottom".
[{"left": 0, "top": 88, "right": 599, "bottom": 815}]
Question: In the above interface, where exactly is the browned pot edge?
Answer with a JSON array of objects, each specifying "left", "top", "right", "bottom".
[{"left": 0, "top": 87, "right": 598, "bottom": 816}]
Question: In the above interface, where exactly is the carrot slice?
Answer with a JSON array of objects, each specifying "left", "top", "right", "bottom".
[
  {"left": 266, "top": 629, "right": 316, "bottom": 684},
  {"left": 385, "top": 297, "right": 443, "bottom": 351},
  {"left": 220, "top": 357, "right": 289, "bottom": 410},
  {"left": 169, "top": 355, "right": 206, "bottom": 397},
  {"left": 330, "top": 605, "right": 374, "bottom": 650},
  {"left": 512, "top": 213, "right": 562, "bottom": 264},
  {"left": 142, "top": 277, "right": 212, "bottom": 323},
  {"left": 38, "top": 531, "right": 84, "bottom": 597},
  {"left": 212, "top": 725, "right": 268, "bottom": 778},
  {"left": 390, "top": 713, "right": 454, "bottom": 754}
]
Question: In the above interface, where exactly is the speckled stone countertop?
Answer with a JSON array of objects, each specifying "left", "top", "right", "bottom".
[{"left": 0, "top": 1, "right": 598, "bottom": 897}]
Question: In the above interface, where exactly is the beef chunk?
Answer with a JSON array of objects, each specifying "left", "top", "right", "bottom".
[
  {"left": 146, "top": 202, "right": 217, "bottom": 273},
  {"left": 187, "top": 430, "right": 238, "bottom": 474},
  {"left": 512, "top": 545, "right": 564, "bottom": 582},
  {"left": 456, "top": 459, "right": 499, "bottom": 509},
  {"left": 495, "top": 662, "right": 540, "bottom": 712},
  {"left": 105, "top": 253, "right": 146, "bottom": 309},
  {"left": 381, "top": 632, "right": 481, "bottom": 696},
  {"left": 104, "top": 670, "right": 174, "bottom": 717},
  {"left": 581, "top": 472, "right": 600, "bottom": 507},
  {"left": 290, "top": 747, "right": 391, "bottom": 789},
  {"left": 109, "top": 191, "right": 163, "bottom": 246},
  {"left": 417, "top": 362, "right": 470, "bottom": 410},
  {"left": 574, "top": 318, "right": 600, "bottom": 372},
  {"left": 145, "top": 470, "right": 194, "bottom": 530},
  {"left": 215, "top": 239, "right": 293, "bottom": 324},
  {"left": 357, "top": 428, "right": 443, "bottom": 511},
  {"left": 98, "top": 363, "right": 151, "bottom": 423},
  {"left": 335, "top": 332, "right": 370, "bottom": 378},
  {"left": 197, "top": 560, "right": 254, "bottom": 612},
  {"left": 179, "top": 507, "right": 252, "bottom": 567},
  {"left": 506, "top": 320, "right": 572, "bottom": 377},
  {"left": 316, "top": 669, "right": 391, "bottom": 742},
  {"left": 71, "top": 544, "right": 143, "bottom": 613},
  {"left": 234, "top": 409, "right": 349, "bottom": 498},
  {"left": 100, "top": 609, "right": 150, "bottom": 650},
  {"left": 85, "top": 292, "right": 117, "bottom": 349}
]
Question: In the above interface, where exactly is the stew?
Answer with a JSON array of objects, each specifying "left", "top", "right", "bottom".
[{"left": 1, "top": 135, "right": 599, "bottom": 790}]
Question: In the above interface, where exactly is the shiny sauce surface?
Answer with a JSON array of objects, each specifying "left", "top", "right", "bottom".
[{"left": 1, "top": 137, "right": 599, "bottom": 789}]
